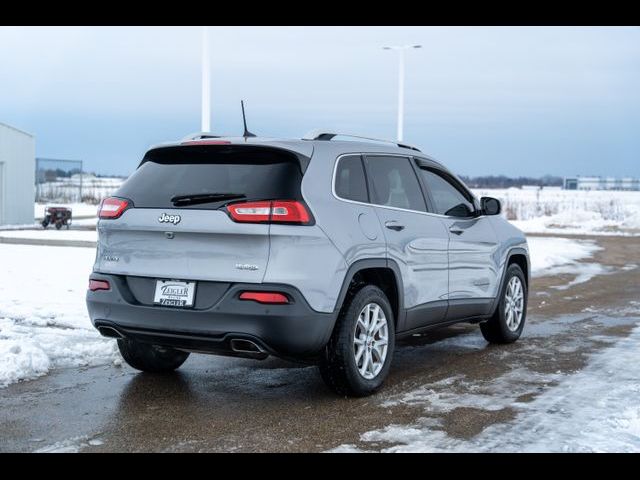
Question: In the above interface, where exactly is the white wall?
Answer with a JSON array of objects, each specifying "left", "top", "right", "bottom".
[{"left": 0, "top": 123, "right": 35, "bottom": 226}]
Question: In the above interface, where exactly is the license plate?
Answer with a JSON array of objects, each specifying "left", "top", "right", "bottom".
[{"left": 153, "top": 280, "right": 196, "bottom": 308}]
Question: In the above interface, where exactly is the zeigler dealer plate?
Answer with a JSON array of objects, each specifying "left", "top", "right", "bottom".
[{"left": 153, "top": 280, "right": 196, "bottom": 307}]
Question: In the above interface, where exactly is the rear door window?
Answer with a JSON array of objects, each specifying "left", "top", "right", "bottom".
[
  {"left": 334, "top": 155, "right": 369, "bottom": 203},
  {"left": 116, "top": 146, "right": 303, "bottom": 209},
  {"left": 364, "top": 156, "right": 426, "bottom": 212}
]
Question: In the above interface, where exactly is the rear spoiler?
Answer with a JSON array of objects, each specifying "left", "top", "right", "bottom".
[{"left": 140, "top": 143, "right": 313, "bottom": 173}]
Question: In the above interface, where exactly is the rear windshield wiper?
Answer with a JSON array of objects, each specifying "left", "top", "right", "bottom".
[{"left": 171, "top": 193, "right": 246, "bottom": 207}]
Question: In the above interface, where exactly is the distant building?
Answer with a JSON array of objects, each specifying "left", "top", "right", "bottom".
[
  {"left": 563, "top": 176, "right": 640, "bottom": 191},
  {"left": 0, "top": 122, "right": 35, "bottom": 226}
]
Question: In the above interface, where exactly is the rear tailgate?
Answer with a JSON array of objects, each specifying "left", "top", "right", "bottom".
[
  {"left": 95, "top": 144, "right": 306, "bottom": 284},
  {"left": 97, "top": 208, "right": 269, "bottom": 283}
]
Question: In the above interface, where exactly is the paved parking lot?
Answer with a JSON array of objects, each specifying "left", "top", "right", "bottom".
[{"left": 1, "top": 235, "right": 639, "bottom": 452}]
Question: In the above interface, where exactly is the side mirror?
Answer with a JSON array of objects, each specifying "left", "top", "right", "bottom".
[{"left": 481, "top": 197, "right": 501, "bottom": 216}]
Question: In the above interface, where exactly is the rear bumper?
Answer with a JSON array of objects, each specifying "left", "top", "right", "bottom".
[{"left": 86, "top": 273, "right": 337, "bottom": 361}]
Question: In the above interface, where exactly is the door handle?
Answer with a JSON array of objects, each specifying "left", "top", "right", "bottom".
[
  {"left": 385, "top": 221, "right": 405, "bottom": 231},
  {"left": 449, "top": 228, "right": 464, "bottom": 236}
]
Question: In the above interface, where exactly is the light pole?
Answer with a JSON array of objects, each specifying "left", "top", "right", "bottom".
[
  {"left": 201, "top": 26, "right": 211, "bottom": 132},
  {"left": 383, "top": 44, "right": 421, "bottom": 142}
]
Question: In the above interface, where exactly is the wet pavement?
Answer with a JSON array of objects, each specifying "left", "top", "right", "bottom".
[{"left": 1, "top": 235, "right": 639, "bottom": 452}]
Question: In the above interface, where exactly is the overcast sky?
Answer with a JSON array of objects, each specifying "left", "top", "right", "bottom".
[{"left": 1, "top": 26, "right": 638, "bottom": 177}]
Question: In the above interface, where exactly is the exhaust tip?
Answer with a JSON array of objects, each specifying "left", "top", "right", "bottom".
[
  {"left": 230, "top": 339, "right": 265, "bottom": 354},
  {"left": 97, "top": 326, "right": 123, "bottom": 339}
]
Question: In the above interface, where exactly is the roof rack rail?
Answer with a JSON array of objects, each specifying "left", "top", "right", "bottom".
[
  {"left": 302, "top": 129, "right": 421, "bottom": 152},
  {"left": 180, "top": 132, "right": 223, "bottom": 142}
]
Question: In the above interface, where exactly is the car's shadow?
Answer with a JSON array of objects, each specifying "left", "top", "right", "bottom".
[{"left": 114, "top": 323, "right": 481, "bottom": 405}]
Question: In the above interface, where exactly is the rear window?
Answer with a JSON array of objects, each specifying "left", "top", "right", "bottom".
[
  {"left": 116, "top": 146, "right": 303, "bottom": 209},
  {"left": 365, "top": 156, "right": 426, "bottom": 212}
]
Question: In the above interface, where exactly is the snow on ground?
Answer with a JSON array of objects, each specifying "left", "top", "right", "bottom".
[
  {"left": 35, "top": 436, "right": 105, "bottom": 453},
  {"left": 472, "top": 188, "right": 640, "bottom": 236},
  {"left": 526, "top": 236, "right": 606, "bottom": 287},
  {"left": 333, "top": 316, "right": 640, "bottom": 453},
  {"left": 0, "top": 244, "right": 118, "bottom": 388},
  {"left": 0, "top": 229, "right": 97, "bottom": 243},
  {"left": 512, "top": 211, "right": 640, "bottom": 236},
  {"left": 0, "top": 223, "right": 40, "bottom": 231},
  {"left": 527, "top": 237, "right": 600, "bottom": 274}
]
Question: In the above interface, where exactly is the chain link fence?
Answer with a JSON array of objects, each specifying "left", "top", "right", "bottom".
[{"left": 35, "top": 158, "right": 123, "bottom": 204}]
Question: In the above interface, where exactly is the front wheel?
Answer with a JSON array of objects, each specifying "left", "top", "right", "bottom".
[
  {"left": 319, "top": 285, "right": 395, "bottom": 397},
  {"left": 480, "top": 264, "right": 527, "bottom": 344},
  {"left": 117, "top": 339, "right": 190, "bottom": 373}
]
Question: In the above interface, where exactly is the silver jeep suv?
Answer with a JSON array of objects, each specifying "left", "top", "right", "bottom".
[{"left": 87, "top": 130, "right": 529, "bottom": 396}]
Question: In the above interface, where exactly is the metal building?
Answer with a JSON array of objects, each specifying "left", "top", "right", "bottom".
[
  {"left": 0, "top": 122, "right": 35, "bottom": 226},
  {"left": 563, "top": 175, "right": 640, "bottom": 191}
]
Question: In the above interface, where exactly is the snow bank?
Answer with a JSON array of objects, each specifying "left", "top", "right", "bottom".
[
  {"left": 472, "top": 188, "right": 640, "bottom": 236},
  {"left": 0, "top": 339, "right": 51, "bottom": 387},
  {"left": 0, "top": 244, "right": 117, "bottom": 388}
]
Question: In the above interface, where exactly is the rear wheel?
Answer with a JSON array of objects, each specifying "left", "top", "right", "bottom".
[
  {"left": 319, "top": 285, "right": 395, "bottom": 397},
  {"left": 480, "top": 264, "right": 527, "bottom": 344},
  {"left": 117, "top": 338, "right": 190, "bottom": 373}
]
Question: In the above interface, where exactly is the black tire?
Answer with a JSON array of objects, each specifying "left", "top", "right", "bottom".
[
  {"left": 55, "top": 222, "right": 62, "bottom": 230},
  {"left": 117, "top": 338, "right": 190, "bottom": 373},
  {"left": 480, "top": 263, "right": 528, "bottom": 344},
  {"left": 319, "top": 285, "right": 395, "bottom": 397}
]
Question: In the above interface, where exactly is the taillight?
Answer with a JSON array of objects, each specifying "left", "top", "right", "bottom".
[
  {"left": 239, "top": 291, "right": 289, "bottom": 304},
  {"left": 99, "top": 197, "right": 130, "bottom": 219},
  {"left": 227, "top": 200, "right": 311, "bottom": 225},
  {"left": 227, "top": 201, "right": 272, "bottom": 223},
  {"left": 89, "top": 279, "right": 110, "bottom": 292}
]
